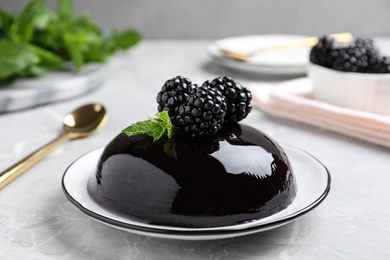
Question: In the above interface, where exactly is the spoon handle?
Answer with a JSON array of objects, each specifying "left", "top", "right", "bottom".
[{"left": 0, "top": 133, "right": 69, "bottom": 190}]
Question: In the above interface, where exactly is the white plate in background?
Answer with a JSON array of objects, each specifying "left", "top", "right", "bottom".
[{"left": 207, "top": 34, "right": 311, "bottom": 75}]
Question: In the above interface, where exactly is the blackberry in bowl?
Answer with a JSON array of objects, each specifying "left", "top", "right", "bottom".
[
  {"left": 87, "top": 76, "right": 297, "bottom": 228},
  {"left": 308, "top": 36, "right": 390, "bottom": 114}
]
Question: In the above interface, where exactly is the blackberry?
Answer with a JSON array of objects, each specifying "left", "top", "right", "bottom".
[
  {"left": 179, "top": 123, "right": 243, "bottom": 153},
  {"left": 332, "top": 46, "right": 368, "bottom": 72},
  {"left": 367, "top": 56, "right": 390, "bottom": 73},
  {"left": 208, "top": 76, "right": 252, "bottom": 123},
  {"left": 309, "top": 36, "right": 341, "bottom": 68},
  {"left": 157, "top": 76, "right": 194, "bottom": 125},
  {"left": 310, "top": 36, "right": 390, "bottom": 73},
  {"left": 175, "top": 84, "right": 227, "bottom": 138},
  {"left": 332, "top": 38, "right": 380, "bottom": 72},
  {"left": 354, "top": 38, "right": 379, "bottom": 57}
]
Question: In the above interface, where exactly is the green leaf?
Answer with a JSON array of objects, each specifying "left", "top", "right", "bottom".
[
  {"left": 62, "top": 31, "right": 85, "bottom": 69},
  {"left": 26, "top": 43, "right": 65, "bottom": 70},
  {"left": 155, "top": 110, "right": 173, "bottom": 138},
  {"left": 9, "top": 0, "right": 47, "bottom": 42},
  {"left": 122, "top": 120, "right": 161, "bottom": 141},
  {"left": 109, "top": 29, "right": 142, "bottom": 50},
  {"left": 122, "top": 111, "right": 174, "bottom": 141},
  {"left": 163, "top": 139, "right": 177, "bottom": 159},
  {"left": 84, "top": 43, "right": 106, "bottom": 62},
  {"left": 0, "top": 9, "right": 14, "bottom": 37},
  {"left": 0, "top": 39, "right": 38, "bottom": 79},
  {"left": 21, "top": 65, "right": 48, "bottom": 77},
  {"left": 57, "top": 0, "right": 72, "bottom": 22},
  {"left": 0, "top": 0, "right": 141, "bottom": 83},
  {"left": 71, "top": 13, "right": 101, "bottom": 35},
  {"left": 32, "top": 21, "right": 64, "bottom": 53},
  {"left": 33, "top": 9, "right": 55, "bottom": 30}
]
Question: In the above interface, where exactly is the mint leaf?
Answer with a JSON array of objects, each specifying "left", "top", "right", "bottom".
[
  {"left": 9, "top": 0, "right": 46, "bottom": 42},
  {"left": 26, "top": 43, "right": 64, "bottom": 70},
  {"left": 110, "top": 29, "right": 142, "bottom": 50},
  {"left": 101, "top": 29, "right": 141, "bottom": 56},
  {"left": 62, "top": 31, "right": 85, "bottom": 69},
  {"left": 155, "top": 110, "right": 173, "bottom": 138},
  {"left": 122, "top": 111, "right": 174, "bottom": 141},
  {"left": 122, "top": 120, "right": 162, "bottom": 141},
  {"left": 0, "top": 9, "right": 14, "bottom": 37},
  {"left": 71, "top": 13, "right": 101, "bottom": 35},
  {"left": 0, "top": 39, "right": 38, "bottom": 79},
  {"left": 84, "top": 43, "right": 106, "bottom": 62},
  {"left": 57, "top": 0, "right": 72, "bottom": 22},
  {"left": 0, "top": 0, "right": 141, "bottom": 83},
  {"left": 163, "top": 139, "right": 177, "bottom": 159}
]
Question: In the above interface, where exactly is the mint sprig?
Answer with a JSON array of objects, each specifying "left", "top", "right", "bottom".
[
  {"left": 122, "top": 111, "right": 174, "bottom": 141},
  {"left": 0, "top": 0, "right": 141, "bottom": 86}
]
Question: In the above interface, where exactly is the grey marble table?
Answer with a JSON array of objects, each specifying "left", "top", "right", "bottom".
[{"left": 1, "top": 40, "right": 389, "bottom": 260}]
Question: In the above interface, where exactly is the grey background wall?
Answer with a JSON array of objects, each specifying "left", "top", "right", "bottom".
[{"left": 1, "top": 0, "right": 389, "bottom": 38}]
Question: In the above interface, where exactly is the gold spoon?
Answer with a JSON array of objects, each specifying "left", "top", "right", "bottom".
[
  {"left": 0, "top": 103, "right": 108, "bottom": 190},
  {"left": 219, "top": 32, "right": 354, "bottom": 61}
]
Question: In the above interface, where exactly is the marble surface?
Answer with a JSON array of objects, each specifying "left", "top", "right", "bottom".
[{"left": 1, "top": 40, "right": 390, "bottom": 260}]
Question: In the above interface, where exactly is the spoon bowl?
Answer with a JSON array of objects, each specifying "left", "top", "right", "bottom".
[
  {"left": 63, "top": 104, "right": 107, "bottom": 139},
  {"left": 0, "top": 103, "right": 107, "bottom": 189}
]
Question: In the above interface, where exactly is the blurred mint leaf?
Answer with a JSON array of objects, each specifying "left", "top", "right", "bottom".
[
  {"left": 26, "top": 43, "right": 64, "bottom": 70},
  {"left": 62, "top": 31, "right": 86, "bottom": 69},
  {"left": 110, "top": 29, "right": 142, "bottom": 50},
  {"left": 57, "top": 0, "right": 72, "bottom": 22},
  {"left": 9, "top": 0, "right": 47, "bottom": 42},
  {"left": 0, "top": 39, "right": 38, "bottom": 79},
  {"left": 0, "top": 9, "right": 14, "bottom": 37},
  {"left": 71, "top": 13, "right": 101, "bottom": 35},
  {"left": 84, "top": 43, "right": 106, "bottom": 62},
  {"left": 0, "top": 0, "right": 141, "bottom": 83},
  {"left": 33, "top": 9, "right": 55, "bottom": 30},
  {"left": 21, "top": 65, "right": 49, "bottom": 77},
  {"left": 122, "top": 111, "right": 174, "bottom": 141}
]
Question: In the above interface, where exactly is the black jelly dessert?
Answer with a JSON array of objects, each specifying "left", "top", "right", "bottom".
[{"left": 87, "top": 124, "right": 297, "bottom": 228}]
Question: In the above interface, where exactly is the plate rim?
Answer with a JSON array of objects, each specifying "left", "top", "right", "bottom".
[
  {"left": 207, "top": 34, "right": 310, "bottom": 75},
  {"left": 62, "top": 144, "right": 331, "bottom": 239}
]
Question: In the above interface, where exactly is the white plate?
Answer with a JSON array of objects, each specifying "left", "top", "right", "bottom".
[
  {"left": 62, "top": 145, "right": 330, "bottom": 240},
  {"left": 0, "top": 63, "right": 106, "bottom": 113},
  {"left": 207, "top": 34, "right": 311, "bottom": 75}
]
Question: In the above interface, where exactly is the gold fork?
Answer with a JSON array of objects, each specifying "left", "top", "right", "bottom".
[{"left": 218, "top": 32, "right": 354, "bottom": 61}]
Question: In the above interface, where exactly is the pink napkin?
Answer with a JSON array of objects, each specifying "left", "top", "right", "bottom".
[{"left": 250, "top": 78, "right": 390, "bottom": 148}]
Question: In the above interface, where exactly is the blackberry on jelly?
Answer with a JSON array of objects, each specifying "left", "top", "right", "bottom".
[
  {"left": 157, "top": 76, "right": 194, "bottom": 125},
  {"left": 175, "top": 84, "right": 227, "bottom": 138},
  {"left": 208, "top": 76, "right": 252, "bottom": 123}
]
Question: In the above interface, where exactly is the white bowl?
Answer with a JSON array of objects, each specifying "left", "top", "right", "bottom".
[{"left": 307, "top": 63, "right": 390, "bottom": 115}]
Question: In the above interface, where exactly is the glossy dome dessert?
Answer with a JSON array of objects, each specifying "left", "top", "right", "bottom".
[{"left": 88, "top": 124, "right": 297, "bottom": 228}]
